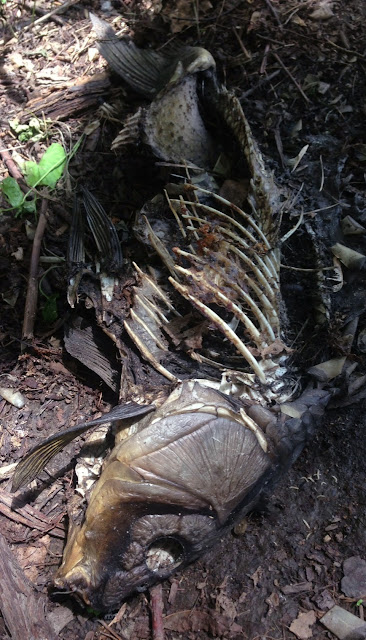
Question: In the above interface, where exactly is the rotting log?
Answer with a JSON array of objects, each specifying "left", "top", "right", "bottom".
[
  {"left": 0, "top": 533, "right": 56, "bottom": 640},
  {"left": 21, "top": 72, "right": 111, "bottom": 121}
]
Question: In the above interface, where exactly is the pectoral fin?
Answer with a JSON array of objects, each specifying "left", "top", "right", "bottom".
[
  {"left": 12, "top": 402, "right": 154, "bottom": 492},
  {"left": 90, "top": 13, "right": 170, "bottom": 97}
]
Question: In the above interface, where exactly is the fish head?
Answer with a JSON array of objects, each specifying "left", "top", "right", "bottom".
[{"left": 54, "top": 381, "right": 272, "bottom": 610}]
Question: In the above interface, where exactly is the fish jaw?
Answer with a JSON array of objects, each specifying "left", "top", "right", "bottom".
[{"left": 55, "top": 508, "right": 221, "bottom": 611}]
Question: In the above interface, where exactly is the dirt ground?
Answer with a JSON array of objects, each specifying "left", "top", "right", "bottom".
[{"left": 1, "top": 0, "right": 366, "bottom": 639}]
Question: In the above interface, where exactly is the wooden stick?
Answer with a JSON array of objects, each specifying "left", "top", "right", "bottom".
[
  {"left": 150, "top": 584, "right": 165, "bottom": 640},
  {"left": 21, "top": 0, "right": 80, "bottom": 32},
  {"left": 0, "top": 532, "right": 57, "bottom": 640},
  {"left": 0, "top": 146, "right": 28, "bottom": 193},
  {"left": 22, "top": 198, "right": 48, "bottom": 340},
  {"left": 272, "top": 51, "right": 311, "bottom": 104},
  {"left": 23, "top": 1, "right": 64, "bottom": 26}
]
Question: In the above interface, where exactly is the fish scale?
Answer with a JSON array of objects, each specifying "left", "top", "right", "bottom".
[{"left": 12, "top": 16, "right": 346, "bottom": 611}]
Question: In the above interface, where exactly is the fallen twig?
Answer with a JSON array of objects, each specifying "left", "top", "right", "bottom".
[
  {"left": 274, "top": 121, "right": 286, "bottom": 167},
  {"left": 23, "top": 1, "right": 64, "bottom": 26},
  {"left": 98, "top": 619, "right": 127, "bottom": 640},
  {"left": 233, "top": 28, "right": 251, "bottom": 60},
  {"left": 325, "top": 38, "right": 366, "bottom": 60},
  {"left": 22, "top": 198, "right": 48, "bottom": 340},
  {"left": 0, "top": 532, "right": 57, "bottom": 640},
  {"left": 0, "top": 146, "right": 28, "bottom": 193},
  {"left": 241, "top": 70, "right": 281, "bottom": 99},
  {"left": 0, "top": 489, "right": 65, "bottom": 538},
  {"left": 150, "top": 584, "right": 165, "bottom": 640},
  {"left": 272, "top": 51, "right": 311, "bottom": 103},
  {"left": 263, "top": 0, "right": 283, "bottom": 28},
  {"left": 21, "top": 0, "right": 80, "bottom": 32}
]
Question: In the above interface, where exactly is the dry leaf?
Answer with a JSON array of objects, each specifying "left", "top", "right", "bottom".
[
  {"left": 247, "top": 10, "right": 263, "bottom": 32},
  {"left": 292, "top": 15, "right": 306, "bottom": 27},
  {"left": 84, "top": 120, "right": 101, "bottom": 136},
  {"left": 289, "top": 610, "right": 316, "bottom": 639},
  {"left": 312, "top": 589, "right": 335, "bottom": 611},
  {"left": 250, "top": 566, "right": 262, "bottom": 588},
  {"left": 309, "top": 1, "right": 334, "bottom": 20},
  {"left": 260, "top": 338, "right": 293, "bottom": 357},
  {"left": 37, "top": 66, "right": 70, "bottom": 81},
  {"left": 47, "top": 607, "right": 74, "bottom": 635},
  {"left": 8, "top": 52, "right": 26, "bottom": 69},
  {"left": 266, "top": 590, "right": 280, "bottom": 615},
  {"left": 215, "top": 593, "right": 237, "bottom": 620}
]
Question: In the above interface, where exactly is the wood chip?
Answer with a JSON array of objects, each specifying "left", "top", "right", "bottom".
[
  {"left": 282, "top": 581, "right": 313, "bottom": 594},
  {"left": 289, "top": 610, "right": 316, "bottom": 639}
]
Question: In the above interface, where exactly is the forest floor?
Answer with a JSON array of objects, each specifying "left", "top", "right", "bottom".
[{"left": 1, "top": 0, "right": 366, "bottom": 638}]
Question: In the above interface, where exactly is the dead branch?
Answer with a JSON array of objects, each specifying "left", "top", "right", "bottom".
[
  {"left": 22, "top": 198, "right": 48, "bottom": 340},
  {"left": 272, "top": 51, "right": 311, "bottom": 103}
]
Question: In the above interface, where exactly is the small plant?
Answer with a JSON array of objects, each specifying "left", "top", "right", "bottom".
[
  {"left": 1, "top": 176, "right": 36, "bottom": 214},
  {"left": 0, "top": 142, "right": 67, "bottom": 216},
  {"left": 10, "top": 116, "right": 53, "bottom": 143},
  {"left": 41, "top": 292, "right": 59, "bottom": 324},
  {"left": 22, "top": 142, "right": 67, "bottom": 189}
]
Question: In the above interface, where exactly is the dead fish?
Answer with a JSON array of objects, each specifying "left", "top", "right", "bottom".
[{"left": 13, "top": 17, "right": 335, "bottom": 611}]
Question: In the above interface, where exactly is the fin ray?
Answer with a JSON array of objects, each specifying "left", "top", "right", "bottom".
[{"left": 12, "top": 403, "right": 154, "bottom": 491}]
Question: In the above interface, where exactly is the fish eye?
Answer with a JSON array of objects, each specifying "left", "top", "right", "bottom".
[{"left": 146, "top": 537, "right": 184, "bottom": 573}]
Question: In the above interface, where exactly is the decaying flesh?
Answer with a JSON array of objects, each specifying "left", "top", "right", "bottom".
[{"left": 13, "top": 17, "right": 341, "bottom": 611}]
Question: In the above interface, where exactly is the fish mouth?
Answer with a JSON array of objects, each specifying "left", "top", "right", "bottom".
[
  {"left": 53, "top": 525, "right": 194, "bottom": 610},
  {"left": 146, "top": 536, "right": 185, "bottom": 573}
]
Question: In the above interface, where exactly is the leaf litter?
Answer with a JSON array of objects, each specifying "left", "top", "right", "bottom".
[{"left": 1, "top": 0, "right": 366, "bottom": 638}]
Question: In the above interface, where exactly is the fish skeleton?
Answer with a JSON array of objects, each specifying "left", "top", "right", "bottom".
[{"left": 13, "top": 15, "right": 337, "bottom": 611}]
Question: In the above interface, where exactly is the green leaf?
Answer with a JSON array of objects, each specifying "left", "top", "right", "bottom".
[
  {"left": 38, "top": 143, "right": 66, "bottom": 188},
  {"left": 22, "top": 195, "right": 37, "bottom": 214},
  {"left": 41, "top": 294, "right": 59, "bottom": 324},
  {"left": 24, "top": 143, "right": 66, "bottom": 189},
  {"left": 23, "top": 161, "right": 41, "bottom": 187},
  {"left": 1, "top": 177, "right": 37, "bottom": 215},
  {"left": 1, "top": 176, "right": 24, "bottom": 208}
]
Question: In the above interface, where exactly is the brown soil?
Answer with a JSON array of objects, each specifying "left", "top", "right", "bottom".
[{"left": 1, "top": 1, "right": 366, "bottom": 639}]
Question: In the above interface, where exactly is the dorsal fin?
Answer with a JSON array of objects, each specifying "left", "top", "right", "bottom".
[{"left": 90, "top": 14, "right": 215, "bottom": 98}]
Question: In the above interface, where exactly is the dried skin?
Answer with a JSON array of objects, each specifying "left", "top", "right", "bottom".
[{"left": 55, "top": 382, "right": 272, "bottom": 609}]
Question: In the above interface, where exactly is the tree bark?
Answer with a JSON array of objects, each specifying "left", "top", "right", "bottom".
[{"left": 0, "top": 533, "right": 56, "bottom": 640}]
